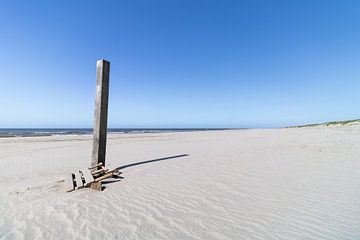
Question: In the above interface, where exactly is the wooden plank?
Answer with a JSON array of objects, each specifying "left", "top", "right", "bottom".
[
  {"left": 88, "top": 162, "right": 102, "bottom": 170},
  {"left": 91, "top": 167, "right": 108, "bottom": 175},
  {"left": 91, "top": 59, "right": 110, "bottom": 169},
  {"left": 74, "top": 171, "right": 83, "bottom": 189},
  {"left": 94, "top": 171, "right": 115, "bottom": 182},
  {"left": 64, "top": 173, "right": 75, "bottom": 192},
  {"left": 93, "top": 168, "right": 122, "bottom": 182},
  {"left": 81, "top": 169, "right": 95, "bottom": 187}
]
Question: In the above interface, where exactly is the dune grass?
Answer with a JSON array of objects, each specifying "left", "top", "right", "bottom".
[{"left": 289, "top": 119, "right": 360, "bottom": 128}]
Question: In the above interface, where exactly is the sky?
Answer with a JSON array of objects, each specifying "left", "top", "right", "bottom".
[{"left": 0, "top": 0, "right": 360, "bottom": 128}]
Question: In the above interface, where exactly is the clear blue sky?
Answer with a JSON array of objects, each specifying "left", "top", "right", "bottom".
[{"left": 1, "top": 1, "right": 359, "bottom": 128}]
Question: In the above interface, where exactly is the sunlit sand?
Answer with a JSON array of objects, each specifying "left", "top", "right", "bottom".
[{"left": 1, "top": 127, "right": 359, "bottom": 239}]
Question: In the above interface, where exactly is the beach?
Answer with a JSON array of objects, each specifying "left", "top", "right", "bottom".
[{"left": 0, "top": 127, "right": 360, "bottom": 239}]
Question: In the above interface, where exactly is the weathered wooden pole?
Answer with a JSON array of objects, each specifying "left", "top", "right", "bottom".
[{"left": 91, "top": 59, "right": 110, "bottom": 168}]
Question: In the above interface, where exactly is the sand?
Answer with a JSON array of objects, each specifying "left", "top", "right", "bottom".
[{"left": 0, "top": 127, "right": 360, "bottom": 239}]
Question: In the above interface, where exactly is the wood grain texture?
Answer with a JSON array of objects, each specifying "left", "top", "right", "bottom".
[
  {"left": 81, "top": 169, "right": 95, "bottom": 187},
  {"left": 91, "top": 59, "right": 110, "bottom": 168},
  {"left": 64, "top": 173, "right": 75, "bottom": 192}
]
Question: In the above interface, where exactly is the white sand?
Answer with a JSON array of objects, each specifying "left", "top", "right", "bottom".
[{"left": 1, "top": 127, "right": 360, "bottom": 239}]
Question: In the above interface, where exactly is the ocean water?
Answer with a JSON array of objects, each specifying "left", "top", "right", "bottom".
[{"left": 0, "top": 128, "right": 231, "bottom": 138}]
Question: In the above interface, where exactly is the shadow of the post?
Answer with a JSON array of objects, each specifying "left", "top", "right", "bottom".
[{"left": 101, "top": 154, "right": 189, "bottom": 189}]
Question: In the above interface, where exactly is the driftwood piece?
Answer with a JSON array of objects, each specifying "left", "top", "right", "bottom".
[{"left": 64, "top": 173, "right": 75, "bottom": 192}]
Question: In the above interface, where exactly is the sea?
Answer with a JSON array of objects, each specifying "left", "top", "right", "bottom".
[{"left": 0, "top": 128, "right": 232, "bottom": 138}]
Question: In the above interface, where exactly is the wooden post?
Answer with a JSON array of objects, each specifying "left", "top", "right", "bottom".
[{"left": 91, "top": 59, "right": 110, "bottom": 168}]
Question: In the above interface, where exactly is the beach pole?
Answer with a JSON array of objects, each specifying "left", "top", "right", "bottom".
[{"left": 91, "top": 59, "right": 110, "bottom": 168}]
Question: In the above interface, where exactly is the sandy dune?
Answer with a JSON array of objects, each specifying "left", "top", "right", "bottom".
[{"left": 0, "top": 127, "right": 360, "bottom": 239}]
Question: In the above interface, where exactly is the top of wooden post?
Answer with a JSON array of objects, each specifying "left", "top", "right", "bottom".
[{"left": 97, "top": 59, "right": 110, "bottom": 64}]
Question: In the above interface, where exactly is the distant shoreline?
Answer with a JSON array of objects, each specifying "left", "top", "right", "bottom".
[{"left": 0, "top": 128, "right": 239, "bottom": 138}]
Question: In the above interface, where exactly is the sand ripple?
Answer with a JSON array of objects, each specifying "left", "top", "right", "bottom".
[{"left": 1, "top": 128, "right": 360, "bottom": 239}]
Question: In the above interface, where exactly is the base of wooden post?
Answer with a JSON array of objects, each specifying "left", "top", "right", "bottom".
[
  {"left": 91, "top": 182, "right": 102, "bottom": 191},
  {"left": 64, "top": 165, "right": 121, "bottom": 192}
]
